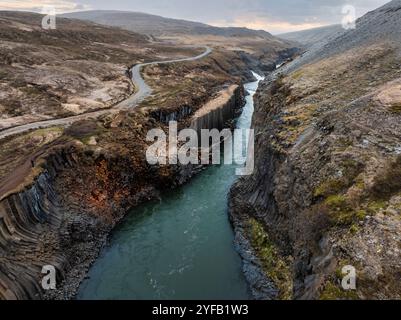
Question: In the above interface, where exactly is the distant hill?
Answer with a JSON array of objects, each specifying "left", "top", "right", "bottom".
[
  {"left": 281, "top": 0, "right": 401, "bottom": 72},
  {"left": 278, "top": 25, "right": 344, "bottom": 47},
  {"left": 313, "top": 0, "right": 401, "bottom": 55},
  {"left": 62, "top": 10, "right": 299, "bottom": 72},
  {"left": 63, "top": 10, "right": 276, "bottom": 40}
]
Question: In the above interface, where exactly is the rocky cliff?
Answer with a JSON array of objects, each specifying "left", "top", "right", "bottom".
[
  {"left": 230, "top": 1, "right": 401, "bottom": 300},
  {"left": 0, "top": 83, "right": 246, "bottom": 300},
  {"left": 190, "top": 85, "right": 244, "bottom": 135},
  {"left": 0, "top": 148, "right": 77, "bottom": 299},
  {"left": 230, "top": 62, "right": 401, "bottom": 300}
]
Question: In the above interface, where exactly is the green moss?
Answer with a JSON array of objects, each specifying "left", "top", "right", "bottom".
[
  {"left": 248, "top": 218, "right": 293, "bottom": 300},
  {"left": 314, "top": 178, "right": 345, "bottom": 198},
  {"left": 64, "top": 120, "right": 106, "bottom": 145},
  {"left": 325, "top": 195, "right": 348, "bottom": 208},
  {"left": 28, "top": 126, "right": 64, "bottom": 137},
  {"left": 325, "top": 195, "right": 361, "bottom": 226},
  {"left": 354, "top": 176, "right": 366, "bottom": 190},
  {"left": 335, "top": 266, "right": 344, "bottom": 280},
  {"left": 313, "top": 159, "right": 368, "bottom": 227},
  {"left": 367, "top": 200, "right": 387, "bottom": 214},
  {"left": 349, "top": 224, "right": 360, "bottom": 234},
  {"left": 320, "top": 282, "right": 359, "bottom": 300},
  {"left": 322, "top": 194, "right": 384, "bottom": 226},
  {"left": 355, "top": 210, "right": 367, "bottom": 220},
  {"left": 80, "top": 135, "right": 95, "bottom": 145},
  {"left": 331, "top": 211, "right": 354, "bottom": 226},
  {"left": 315, "top": 159, "right": 364, "bottom": 199},
  {"left": 291, "top": 70, "right": 304, "bottom": 80},
  {"left": 323, "top": 261, "right": 360, "bottom": 300}
]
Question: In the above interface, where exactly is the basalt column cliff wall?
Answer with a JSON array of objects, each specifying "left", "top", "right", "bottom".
[
  {"left": 0, "top": 149, "right": 78, "bottom": 300},
  {"left": 190, "top": 85, "right": 244, "bottom": 136},
  {"left": 229, "top": 65, "right": 401, "bottom": 300},
  {"left": 0, "top": 84, "right": 246, "bottom": 300}
]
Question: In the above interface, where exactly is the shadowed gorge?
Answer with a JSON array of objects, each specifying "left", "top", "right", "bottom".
[{"left": 77, "top": 75, "right": 263, "bottom": 300}]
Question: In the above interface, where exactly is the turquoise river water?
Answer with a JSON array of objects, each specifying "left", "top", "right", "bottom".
[{"left": 78, "top": 72, "right": 263, "bottom": 300}]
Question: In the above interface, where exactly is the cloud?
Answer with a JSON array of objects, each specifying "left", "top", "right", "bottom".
[
  {"left": 210, "top": 17, "right": 326, "bottom": 34},
  {"left": 0, "top": 0, "right": 91, "bottom": 13},
  {"left": 187, "top": 0, "right": 390, "bottom": 33},
  {"left": 0, "top": 0, "right": 391, "bottom": 32}
]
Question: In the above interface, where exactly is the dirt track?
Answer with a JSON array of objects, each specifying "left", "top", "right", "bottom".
[
  {"left": 0, "top": 46, "right": 212, "bottom": 140},
  {"left": 0, "top": 46, "right": 212, "bottom": 199}
]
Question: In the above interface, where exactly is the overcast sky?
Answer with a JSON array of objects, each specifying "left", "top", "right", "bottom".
[{"left": 0, "top": 0, "right": 391, "bottom": 33}]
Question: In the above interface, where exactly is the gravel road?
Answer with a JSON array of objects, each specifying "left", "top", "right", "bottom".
[{"left": 0, "top": 46, "right": 212, "bottom": 140}]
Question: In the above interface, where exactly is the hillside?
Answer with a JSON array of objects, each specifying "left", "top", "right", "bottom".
[
  {"left": 63, "top": 10, "right": 298, "bottom": 71},
  {"left": 278, "top": 25, "right": 344, "bottom": 47},
  {"left": 0, "top": 11, "right": 205, "bottom": 130},
  {"left": 230, "top": 0, "right": 401, "bottom": 300},
  {"left": 63, "top": 10, "right": 280, "bottom": 39},
  {"left": 282, "top": 0, "right": 401, "bottom": 72}
]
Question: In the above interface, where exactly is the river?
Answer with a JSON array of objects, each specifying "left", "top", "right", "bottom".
[{"left": 77, "top": 72, "right": 264, "bottom": 300}]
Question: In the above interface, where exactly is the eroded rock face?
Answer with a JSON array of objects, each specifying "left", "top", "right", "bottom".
[
  {"left": 229, "top": 40, "right": 401, "bottom": 300},
  {"left": 0, "top": 134, "right": 199, "bottom": 300},
  {"left": 0, "top": 85, "right": 246, "bottom": 300},
  {"left": 191, "top": 85, "right": 244, "bottom": 135},
  {"left": 0, "top": 150, "right": 76, "bottom": 300}
]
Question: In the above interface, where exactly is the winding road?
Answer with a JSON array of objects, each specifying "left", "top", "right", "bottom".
[{"left": 0, "top": 46, "right": 212, "bottom": 140}]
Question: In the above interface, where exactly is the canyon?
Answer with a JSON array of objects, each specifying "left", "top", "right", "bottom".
[
  {"left": 0, "top": 60, "right": 247, "bottom": 300},
  {"left": 1, "top": 0, "right": 401, "bottom": 301},
  {"left": 77, "top": 75, "right": 262, "bottom": 300},
  {"left": 0, "top": 11, "right": 294, "bottom": 299}
]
